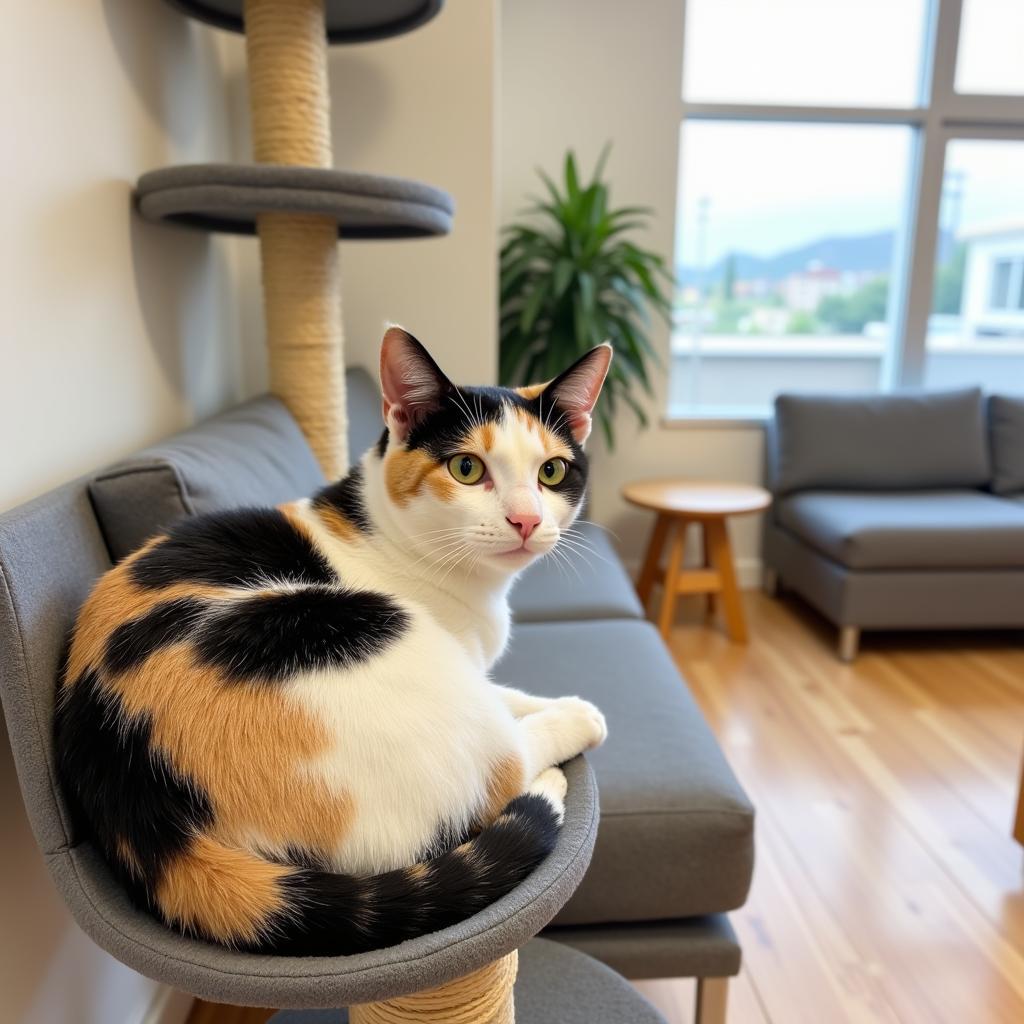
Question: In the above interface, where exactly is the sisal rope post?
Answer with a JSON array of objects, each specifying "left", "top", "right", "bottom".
[
  {"left": 350, "top": 950, "right": 518, "bottom": 1024},
  {"left": 243, "top": 0, "right": 347, "bottom": 477}
]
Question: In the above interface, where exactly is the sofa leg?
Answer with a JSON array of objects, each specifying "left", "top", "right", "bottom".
[
  {"left": 838, "top": 626, "right": 860, "bottom": 663},
  {"left": 762, "top": 566, "right": 779, "bottom": 596},
  {"left": 695, "top": 976, "right": 729, "bottom": 1024}
]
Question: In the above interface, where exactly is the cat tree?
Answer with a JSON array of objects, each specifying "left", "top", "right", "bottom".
[{"left": 136, "top": 0, "right": 453, "bottom": 480}]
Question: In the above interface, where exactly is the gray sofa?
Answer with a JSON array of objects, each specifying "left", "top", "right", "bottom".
[
  {"left": 0, "top": 369, "right": 754, "bottom": 1021},
  {"left": 763, "top": 388, "right": 1024, "bottom": 660}
]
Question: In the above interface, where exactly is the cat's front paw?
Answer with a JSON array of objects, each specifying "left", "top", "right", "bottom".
[{"left": 555, "top": 696, "right": 608, "bottom": 751}]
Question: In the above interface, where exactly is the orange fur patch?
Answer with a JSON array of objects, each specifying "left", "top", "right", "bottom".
[
  {"left": 385, "top": 449, "right": 455, "bottom": 505},
  {"left": 480, "top": 755, "right": 525, "bottom": 825},
  {"left": 106, "top": 647, "right": 354, "bottom": 856},
  {"left": 155, "top": 833, "right": 290, "bottom": 944},
  {"left": 515, "top": 382, "right": 548, "bottom": 400},
  {"left": 115, "top": 837, "right": 143, "bottom": 880},
  {"left": 313, "top": 502, "right": 360, "bottom": 542}
]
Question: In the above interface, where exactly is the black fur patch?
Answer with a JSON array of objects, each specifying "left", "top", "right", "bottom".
[
  {"left": 405, "top": 386, "right": 516, "bottom": 461},
  {"left": 262, "top": 791, "right": 560, "bottom": 956},
  {"left": 376, "top": 429, "right": 389, "bottom": 458},
  {"left": 313, "top": 465, "right": 371, "bottom": 533},
  {"left": 195, "top": 586, "right": 409, "bottom": 683},
  {"left": 54, "top": 670, "right": 214, "bottom": 888},
  {"left": 103, "top": 599, "right": 208, "bottom": 675},
  {"left": 130, "top": 509, "right": 336, "bottom": 590}
]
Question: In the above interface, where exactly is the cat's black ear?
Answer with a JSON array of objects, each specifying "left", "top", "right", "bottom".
[
  {"left": 379, "top": 326, "right": 453, "bottom": 443},
  {"left": 543, "top": 343, "right": 613, "bottom": 445}
]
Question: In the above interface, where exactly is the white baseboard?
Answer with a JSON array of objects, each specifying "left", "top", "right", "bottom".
[{"left": 141, "top": 985, "right": 194, "bottom": 1024}]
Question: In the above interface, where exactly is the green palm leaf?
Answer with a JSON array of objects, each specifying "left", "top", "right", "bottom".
[{"left": 499, "top": 147, "right": 673, "bottom": 449}]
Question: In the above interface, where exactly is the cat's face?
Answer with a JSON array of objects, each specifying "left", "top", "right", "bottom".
[{"left": 376, "top": 327, "right": 611, "bottom": 577}]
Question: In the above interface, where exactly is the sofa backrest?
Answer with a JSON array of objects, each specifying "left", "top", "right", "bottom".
[
  {"left": 769, "top": 388, "right": 991, "bottom": 496},
  {"left": 989, "top": 394, "right": 1024, "bottom": 495},
  {"left": 88, "top": 368, "right": 383, "bottom": 562}
]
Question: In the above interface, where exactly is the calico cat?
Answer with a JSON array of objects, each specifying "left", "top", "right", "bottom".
[{"left": 55, "top": 327, "right": 611, "bottom": 956}]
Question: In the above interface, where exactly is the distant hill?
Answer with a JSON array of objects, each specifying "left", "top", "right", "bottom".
[{"left": 676, "top": 229, "right": 951, "bottom": 287}]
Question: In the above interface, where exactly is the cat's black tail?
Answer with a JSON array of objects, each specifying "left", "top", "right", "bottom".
[{"left": 153, "top": 788, "right": 563, "bottom": 956}]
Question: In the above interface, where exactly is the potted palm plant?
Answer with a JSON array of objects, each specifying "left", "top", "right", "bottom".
[{"left": 499, "top": 149, "right": 673, "bottom": 447}]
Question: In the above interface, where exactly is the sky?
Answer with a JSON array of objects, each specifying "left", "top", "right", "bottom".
[{"left": 676, "top": 0, "right": 1024, "bottom": 267}]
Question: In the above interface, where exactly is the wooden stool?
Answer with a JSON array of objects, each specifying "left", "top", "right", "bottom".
[{"left": 623, "top": 480, "right": 771, "bottom": 643}]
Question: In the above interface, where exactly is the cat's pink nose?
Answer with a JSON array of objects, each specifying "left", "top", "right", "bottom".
[{"left": 506, "top": 511, "right": 541, "bottom": 541}]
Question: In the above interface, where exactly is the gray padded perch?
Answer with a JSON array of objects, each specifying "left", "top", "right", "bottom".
[
  {"left": 163, "top": 0, "right": 444, "bottom": 43},
  {"left": 135, "top": 164, "right": 455, "bottom": 239}
]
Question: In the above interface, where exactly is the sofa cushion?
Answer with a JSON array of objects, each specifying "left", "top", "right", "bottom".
[
  {"left": 89, "top": 395, "right": 326, "bottom": 562},
  {"left": 346, "top": 366, "right": 386, "bottom": 463},
  {"left": 773, "top": 388, "right": 990, "bottom": 495},
  {"left": 989, "top": 394, "right": 1024, "bottom": 495},
  {"left": 495, "top": 620, "right": 754, "bottom": 925},
  {"left": 777, "top": 490, "right": 1024, "bottom": 570},
  {"left": 510, "top": 523, "right": 644, "bottom": 622}
]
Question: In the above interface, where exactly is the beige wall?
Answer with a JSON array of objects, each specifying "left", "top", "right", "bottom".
[
  {"left": 226, "top": 0, "right": 498, "bottom": 393},
  {"left": 1, "top": 1, "right": 249, "bottom": 1020},
  {"left": 500, "top": 0, "right": 766, "bottom": 579}
]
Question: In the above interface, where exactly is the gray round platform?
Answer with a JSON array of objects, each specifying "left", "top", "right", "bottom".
[
  {"left": 163, "top": 0, "right": 443, "bottom": 43},
  {"left": 134, "top": 164, "right": 454, "bottom": 239},
  {"left": 267, "top": 938, "right": 668, "bottom": 1023},
  {"left": 44, "top": 757, "right": 598, "bottom": 1008}
]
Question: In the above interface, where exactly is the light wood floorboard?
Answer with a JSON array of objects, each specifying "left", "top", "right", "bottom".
[{"left": 187, "top": 593, "right": 1024, "bottom": 1024}]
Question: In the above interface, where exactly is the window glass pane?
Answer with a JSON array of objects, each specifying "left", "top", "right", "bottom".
[
  {"left": 672, "top": 121, "right": 912, "bottom": 413},
  {"left": 990, "top": 260, "right": 1012, "bottom": 309},
  {"left": 926, "top": 141, "right": 1024, "bottom": 390},
  {"left": 956, "top": 0, "right": 1024, "bottom": 96},
  {"left": 683, "top": 0, "right": 927, "bottom": 107}
]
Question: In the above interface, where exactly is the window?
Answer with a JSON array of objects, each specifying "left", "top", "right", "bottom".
[{"left": 672, "top": 0, "right": 1024, "bottom": 417}]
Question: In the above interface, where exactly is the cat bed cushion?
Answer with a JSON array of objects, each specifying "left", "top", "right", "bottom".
[
  {"left": 267, "top": 939, "right": 668, "bottom": 1023},
  {"left": 511, "top": 522, "right": 644, "bottom": 622},
  {"left": 496, "top": 620, "right": 755, "bottom": 926}
]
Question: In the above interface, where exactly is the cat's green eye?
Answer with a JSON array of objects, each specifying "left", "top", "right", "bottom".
[
  {"left": 539, "top": 458, "right": 569, "bottom": 487},
  {"left": 448, "top": 453, "right": 486, "bottom": 485}
]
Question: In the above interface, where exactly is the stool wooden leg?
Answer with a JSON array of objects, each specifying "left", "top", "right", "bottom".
[
  {"left": 657, "top": 519, "right": 687, "bottom": 640},
  {"left": 1013, "top": 752, "right": 1024, "bottom": 847},
  {"left": 695, "top": 976, "right": 729, "bottom": 1024},
  {"left": 703, "top": 517, "right": 747, "bottom": 643},
  {"left": 701, "top": 524, "right": 717, "bottom": 618},
  {"left": 636, "top": 513, "right": 670, "bottom": 608}
]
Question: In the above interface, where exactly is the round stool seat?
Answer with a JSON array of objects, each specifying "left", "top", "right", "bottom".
[
  {"left": 162, "top": 0, "right": 443, "bottom": 43},
  {"left": 268, "top": 938, "right": 667, "bottom": 1024},
  {"left": 135, "top": 163, "right": 454, "bottom": 240},
  {"left": 622, "top": 479, "right": 771, "bottom": 519}
]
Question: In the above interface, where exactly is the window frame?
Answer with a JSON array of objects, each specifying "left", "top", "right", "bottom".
[{"left": 671, "top": 0, "right": 1024, "bottom": 420}]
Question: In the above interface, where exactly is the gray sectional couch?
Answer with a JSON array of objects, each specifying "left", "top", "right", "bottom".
[
  {"left": 763, "top": 388, "right": 1024, "bottom": 660},
  {"left": 0, "top": 369, "right": 754, "bottom": 1019}
]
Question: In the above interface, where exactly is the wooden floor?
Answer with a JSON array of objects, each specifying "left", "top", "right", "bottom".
[
  {"left": 634, "top": 592, "right": 1024, "bottom": 1024},
  {"left": 188, "top": 592, "right": 1024, "bottom": 1024}
]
